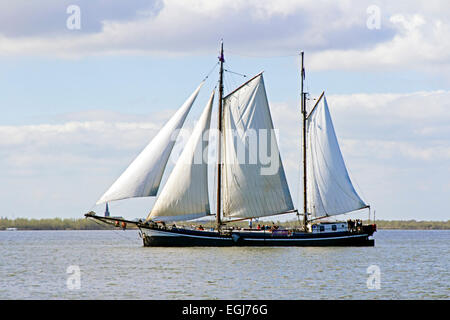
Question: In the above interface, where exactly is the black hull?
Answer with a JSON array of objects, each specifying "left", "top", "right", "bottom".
[{"left": 140, "top": 227, "right": 375, "bottom": 247}]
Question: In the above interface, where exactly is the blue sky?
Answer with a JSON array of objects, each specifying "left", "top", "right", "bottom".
[{"left": 0, "top": 0, "right": 449, "bottom": 221}]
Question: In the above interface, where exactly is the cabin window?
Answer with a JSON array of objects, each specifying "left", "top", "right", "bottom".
[
  {"left": 332, "top": 225, "right": 337, "bottom": 231},
  {"left": 320, "top": 226, "right": 325, "bottom": 232}
]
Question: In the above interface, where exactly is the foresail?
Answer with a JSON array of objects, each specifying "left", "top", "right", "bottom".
[
  {"left": 223, "top": 74, "right": 294, "bottom": 219},
  {"left": 96, "top": 82, "right": 204, "bottom": 204},
  {"left": 306, "top": 95, "right": 367, "bottom": 217},
  {"left": 147, "top": 91, "right": 214, "bottom": 222}
]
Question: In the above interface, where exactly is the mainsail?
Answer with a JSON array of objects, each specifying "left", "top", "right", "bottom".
[
  {"left": 306, "top": 94, "right": 367, "bottom": 217},
  {"left": 97, "top": 82, "right": 204, "bottom": 204},
  {"left": 222, "top": 74, "right": 294, "bottom": 219},
  {"left": 147, "top": 91, "right": 214, "bottom": 221}
]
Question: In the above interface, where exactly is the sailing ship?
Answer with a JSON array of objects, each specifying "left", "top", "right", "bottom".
[{"left": 85, "top": 43, "right": 376, "bottom": 246}]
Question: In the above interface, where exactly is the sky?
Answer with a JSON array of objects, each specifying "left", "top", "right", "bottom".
[{"left": 0, "top": 0, "right": 449, "bottom": 221}]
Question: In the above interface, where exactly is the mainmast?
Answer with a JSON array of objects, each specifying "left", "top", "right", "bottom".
[
  {"left": 216, "top": 41, "right": 224, "bottom": 230},
  {"left": 301, "top": 51, "right": 308, "bottom": 231}
]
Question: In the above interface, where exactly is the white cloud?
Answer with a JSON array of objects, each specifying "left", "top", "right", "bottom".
[
  {"left": 0, "top": 113, "right": 170, "bottom": 182},
  {"left": 0, "top": 0, "right": 162, "bottom": 37},
  {"left": 272, "top": 90, "right": 450, "bottom": 160},
  {"left": 0, "top": 0, "right": 393, "bottom": 57},
  {"left": 0, "top": 0, "right": 448, "bottom": 77},
  {"left": 309, "top": 13, "right": 450, "bottom": 72},
  {"left": 341, "top": 139, "right": 450, "bottom": 162},
  {"left": 0, "top": 120, "right": 160, "bottom": 149},
  {"left": 0, "top": 0, "right": 448, "bottom": 76}
]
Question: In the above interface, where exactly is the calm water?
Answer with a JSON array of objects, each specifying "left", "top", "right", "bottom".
[{"left": 0, "top": 230, "right": 448, "bottom": 299}]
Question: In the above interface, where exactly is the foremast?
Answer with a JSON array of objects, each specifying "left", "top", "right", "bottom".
[{"left": 216, "top": 41, "right": 224, "bottom": 231}]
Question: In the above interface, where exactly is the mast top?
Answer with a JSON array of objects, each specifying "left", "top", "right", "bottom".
[{"left": 219, "top": 40, "right": 224, "bottom": 63}]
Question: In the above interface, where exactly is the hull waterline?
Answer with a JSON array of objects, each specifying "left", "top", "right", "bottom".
[{"left": 140, "top": 227, "right": 375, "bottom": 247}]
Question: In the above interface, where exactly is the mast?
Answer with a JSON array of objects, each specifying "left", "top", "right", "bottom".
[
  {"left": 216, "top": 41, "right": 224, "bottom": 230},
  {"left": 301, "top": 51, "right": 308, "bottom": 231}
]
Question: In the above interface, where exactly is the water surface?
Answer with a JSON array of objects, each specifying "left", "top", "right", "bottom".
[{"left": 0, "top": 230, "right": 448, "bottom": 299}]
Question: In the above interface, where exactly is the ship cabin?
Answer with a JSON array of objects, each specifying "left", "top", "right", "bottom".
[{"left": 309, "top": 222, "right": 348, "bottom": 233}]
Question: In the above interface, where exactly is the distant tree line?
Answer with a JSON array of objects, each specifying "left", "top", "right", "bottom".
[
  {"left": 365, "top": 219, "right": 450, "bottom": 230},
  {"left": 0, "top": 217, "right": 114, "bottom": 230},
  {"left": 0, "top": 217, "right": 449, "bottom": 231}
]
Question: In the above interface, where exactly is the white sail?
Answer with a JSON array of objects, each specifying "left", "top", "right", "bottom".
[
  {"left": 222, "top": 74, "right": 294, "bottom": 219},
  {"left": 306, "top": 94, "right": 367, "bottom": 217},
  {"left": 97, "top": 82, "right": 204, "bottom": 204},
  {"left": 147, "top": 91, "right": 214, "bottom": 221}
]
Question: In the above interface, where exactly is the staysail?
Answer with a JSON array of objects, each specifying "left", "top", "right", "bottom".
[
  {"left": 306, "top": 94, "right": 367, "bottom": 217},
  {"left": 96, "top": 82, "right": 204, "bottom": 204},
  {"left": 147, "top": 91, "right": 214, "bottom": 221},
  {"left": 222, "top": 74, "right": 294, "bottom": 219}
]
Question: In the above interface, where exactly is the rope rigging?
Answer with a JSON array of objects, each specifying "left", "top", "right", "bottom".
[
  {"left": 224, "top": 69, "right": 247, "bottom": 78},
  {"left": 202, "top": 61, "right": 220, "bottom": 81}
]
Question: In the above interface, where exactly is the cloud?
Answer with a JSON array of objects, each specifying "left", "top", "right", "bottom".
[
  {"left": 0, "top": 113, "right": 169, "bottom": 180},
  {"left": 325, "top": 90, "right": 450, "bottom": 152},
  {"left": 0, "top": 0, "right": 448, "bottom": 77},
  {"left": 309, "top": 13, "right": 450, "bottom": 72},
  {"left": 0, "top": 0, "right": 397, "bottom": 57},
  {"left": 272, "top": 90, "right": 450, "bottom": 164},
  {"left": 0, "top": 0, "right": 162, "bottom": 37},
  {"left": 1, "top": 0, "right": 449, "bottom": 76}
]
